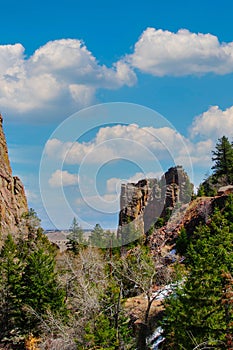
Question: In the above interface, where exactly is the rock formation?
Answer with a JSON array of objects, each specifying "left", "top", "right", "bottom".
[
  {"left": 118, "top": 166, "right": 193, "bottom": 235},
  {"left": 0, "top": 114, "right": 28, "bottom": 237}
]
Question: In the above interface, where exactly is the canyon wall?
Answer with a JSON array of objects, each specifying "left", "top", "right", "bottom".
[{"left": 0, "top": 114, "right": 28, "bottom": 237}]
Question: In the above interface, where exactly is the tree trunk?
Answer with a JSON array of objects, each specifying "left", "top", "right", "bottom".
[{"left": 137, "top": 322, "right": 148, "bottom": 350}]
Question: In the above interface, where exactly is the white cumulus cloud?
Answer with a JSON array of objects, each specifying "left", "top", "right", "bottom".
[
  {"left": 106, "top": 177, "right": 123, "bottom": 194},
  {"left": 127, "top": 27, "right": 233, "bottom": 76},
  {"left": 3, "top": 29, "right": 233, "bottom": 122},
  {"left": 45, "top": 123, "right": 189, "bottom": 165},
  {"left": 190, "top": 105, "right": 233, "bottom": 139},
  {"left": 49, "top": 169, "right": 79, "bottom": 188},
  {"left": 45, "top": 103, "right": 233, "bottom": 172},
  {"left": 0, "top": 39, "right": 136, "bottom": 121}
]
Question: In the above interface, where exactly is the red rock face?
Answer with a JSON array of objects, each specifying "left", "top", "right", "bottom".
[{"left": 0, "top": 115, "right": 28, "bottom": 237}]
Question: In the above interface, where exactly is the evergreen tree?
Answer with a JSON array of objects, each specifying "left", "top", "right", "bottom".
[
  {"left": 119, "top": 219, "right": 142, "bottom": 250},
  {"left": 21, "top": 208, "right": 42, "bottom": 239},
  {"left": 198, "top": 174, "right": 218, "bottom": 197},
  {"left": 163, "top": 208, "right": 233, "bottom": 349},
  {"left": 0, "top": 231, "right": 67, "bottom": 342},
  {"left": 67, "top": 217, "right": 84, "bottom": 253},
  {"left": 89, "top": 223, "right": 105, "bottom": 247},
  {"left": 197, "top": 183, "right": 205, "bottom": 197},
  {"left": 0, "top": 235, "right": 23, "bottom": 340},
  {"left": 175, "top": 227, "right": 189, "bottom": 255},
  {"left": 20, "top": 247, "right": 66, "bottom": 331},
  {"left": 82, "top": 281, "right": 135, "bottom": 349},
  {"left": 212, "top": 136, "right": 233, "bottom": 184}
]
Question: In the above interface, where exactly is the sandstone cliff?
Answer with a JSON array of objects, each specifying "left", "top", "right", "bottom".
[
  {"left": 118, "top": 166, "right": 193, "bottom": 235},
  {"left": 0, "top": 114, "right": 28, "bottom": 237}
]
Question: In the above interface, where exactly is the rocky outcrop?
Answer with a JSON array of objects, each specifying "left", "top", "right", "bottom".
[
  {"left": 148, "top": 193, "right": 232, "bottom": 257},
  {"left": 0, "top": 114, "right": 28, "bottom": 237},
  {"left": 217, "top": 185, "right": 233, "bottom": 196},
  {"left": 119, "top": 179, "right": 154, "bottom": 234},
  {"left": 118, "top": 166, "right": 193, "bottom": 235}
]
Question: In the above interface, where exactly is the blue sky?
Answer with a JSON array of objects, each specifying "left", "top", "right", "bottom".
[{"left": 1, "top": 0, "right": 233, "bottom": 229}]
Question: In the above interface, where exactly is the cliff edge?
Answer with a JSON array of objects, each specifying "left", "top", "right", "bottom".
[{"left": 0, "top": 114, "right": 28, "bottom": 237}]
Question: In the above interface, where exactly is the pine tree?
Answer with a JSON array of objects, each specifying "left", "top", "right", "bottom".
[
  {"left": 21, "top": 208, "right": 42, "bottom": 239},
  {"left": 83, "top": 281, "right": 134, "bottom": 350},
  {"left": 20, "top": 247, "right": 66, "bottom": 331},
  {"left": 198, "top": 174, "right": 218, "bottom": 197},
  {"left": 119, "top": 218, "right": 141, "bottom": 250},
  {"left": 0, "top": 235, "right": 23, "bottom": 340},
  {"left": 212, "top": 136, "right": 233, "bottom": 184},
  {"left": 175, "top": 227, "right": 189, "bottom": 255},
  {"left": 0, "top": 232, "right": 67, "bottom": 340},
  {"left": 67, "top": 217, "right": 84, "bottom": 253},
  {"left": 163, "top": 208, "right": 233, "bottom": 349},
  {"left": 221, "top": 272, "right": 233, "bottom": 349},
  {"left": 89, "top": 223, "right": 105, "bottom": 247}
]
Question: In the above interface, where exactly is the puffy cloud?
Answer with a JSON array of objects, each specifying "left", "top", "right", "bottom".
[
  {"left": 30, "top": 39, "right": 136, "bottom": 88},
  {"left": 69, "top": 84, "right": 95, "bottom": 105},
  {"left": 45, "top": 137, "right": 95, "bottom": 164},
  {"left": 106, "top": 177, "right": 123, "bottom": 194},
  {"left": 113, "top": 61, "right": 136, "bottom": 87},
  {"left": 0, "top": 43, "right": 24, "bottom": 74},
  {"left": 127, "top": 28, "right": 233, "bottom": 76},
  {"left": 3, "top": 29, "right": 233, "bottom": 122},
  {"left": 45, "top": 138, "right": 65, "bottom": 157},
  {"left": 183, "top": 105, "right": 233, "bottom": 168},
  {"left": 181, "top": 139, "right": 213, "bottom": 167},
  {"left": 45, "top": 120, "right": 223, "bottom": 172},
  {"left": 190, "top": 105, "right": 233, "bottom": 139},
  {"left": 45, "top": 124, "right": 189, "bottom": 165},
  {"left": 49, "top": 169, "right": 79, "bottom": 187},
  {"left": 0, "top": 39, "right": 136, "bottom": 120}
]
